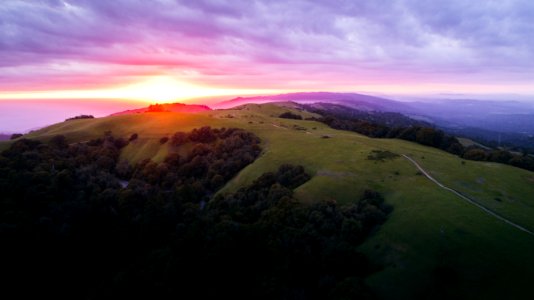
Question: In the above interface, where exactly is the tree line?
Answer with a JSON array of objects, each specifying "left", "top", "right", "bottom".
[
  {"left": 309, "top": 108, "right": 534, "bottom": 172},
  {"left": 65, "top": 114, "right": 95, "bottom": 121}
]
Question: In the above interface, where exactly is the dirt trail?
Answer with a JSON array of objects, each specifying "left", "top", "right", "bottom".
[
  {"left": 270, "top": 123, "right": 287, "bottom": 130},
  {"left": 402, "top": 154, "right": 534, "bottom": 237}
]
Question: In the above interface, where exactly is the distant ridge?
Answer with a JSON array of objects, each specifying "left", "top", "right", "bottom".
[
  {"left": 216, "top": 92, "right": 409, "bottom": 112},
  {"left": 0, "top": 133, "right": 11, "bottom": 141},
  {"left": 111, "top": 102, "right": 211, "bottom": 116}
]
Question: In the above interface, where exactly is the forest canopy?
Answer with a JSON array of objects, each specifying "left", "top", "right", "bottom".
[{"left": 0, "top": 127, "right": 391, "bottom": 299}]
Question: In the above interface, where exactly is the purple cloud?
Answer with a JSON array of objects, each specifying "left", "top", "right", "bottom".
[{"left": 1, "top": 0, "right": 533, "bottom": 93}]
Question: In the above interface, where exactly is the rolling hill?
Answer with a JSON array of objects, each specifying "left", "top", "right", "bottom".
[
  {"left": 216, "top": 92, "right": 410, "bottom": 112},
  {"left": 111, "top": 102, "right": 211, "bottom": 116},
  {"left": 215, "top": 92, "right": 534, "bottom": 152},
  {"left": 2, "top": 103, "right": 534, "bottom": 299}
]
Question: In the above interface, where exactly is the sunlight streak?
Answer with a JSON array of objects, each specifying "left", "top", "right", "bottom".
[{"left": 0, "top": 76, "right": 285, "bottom": 102}]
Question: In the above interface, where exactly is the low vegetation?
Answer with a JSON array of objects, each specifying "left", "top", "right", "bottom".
[{"left": 367, "top": 150, "right": 400, "bottom": 161}]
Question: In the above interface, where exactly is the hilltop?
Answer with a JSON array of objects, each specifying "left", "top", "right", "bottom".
[
  {"left": 3, "top": 102, "right": 534, "bottom": 299},
  {"left": 111, "top": 102, "right": 211, "bottom": 116},
  {"left": 216, "top": 92, "right": 409, "bottom": 112}
]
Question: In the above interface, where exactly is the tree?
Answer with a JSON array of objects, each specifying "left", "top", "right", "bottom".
[
  {"left": 462, "top": 148, "right": 488, "bottom": 161},
  {"left": 279, "top": 112, "right": 303, "bottom": 120},
  {"left": 10, "top": 133, "right": 23, "bottom": 140},
  {"left": 171, "top": 132, "right": 188, "bottom": 146},
  {"left": 66, "top": 115, "right": 94, "bottom": 121},
  {"left": 489, "top": 150, "right": 513, "bottom": 164},
  {"left": 416, "top": 127, "right": 444, "bottom": 147},
  {"left": 50, "top": 135, "right": 68, "bottom": 149},
  {"left": 189, "top": 126, "right": 216, "bottom": 143},
  {"left": 147, "top": 104, "right": 166, "bottom": 112}
]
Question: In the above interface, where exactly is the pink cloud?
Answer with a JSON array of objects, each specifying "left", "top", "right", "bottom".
[{"left": 0, "top": 0, "right": 533, "bottom": 94}]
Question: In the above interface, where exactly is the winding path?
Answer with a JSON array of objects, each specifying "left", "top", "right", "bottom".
[{"left": 402, "top": 154, "right": 534, "bottom": 236}]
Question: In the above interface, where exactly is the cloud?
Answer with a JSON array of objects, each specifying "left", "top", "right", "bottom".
[{"left": 1, "top": 0, "right": 533, "bottom": 93}]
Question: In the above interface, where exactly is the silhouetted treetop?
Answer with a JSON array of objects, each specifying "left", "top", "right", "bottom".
[{"left": 66, "top": 115, "right": 94, "bottom": 121}]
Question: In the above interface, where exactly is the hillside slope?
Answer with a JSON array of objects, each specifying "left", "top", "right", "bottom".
[{"left": 3, "top": 103, "right": 534, "bottom": 299}]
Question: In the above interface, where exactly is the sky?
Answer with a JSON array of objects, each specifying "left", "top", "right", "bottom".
[
  {"left": 1, "top": 0, "right": 534, "bottom": 103},
  {"left": 0, "top": 99, "right": 143, "bottom": 132}
]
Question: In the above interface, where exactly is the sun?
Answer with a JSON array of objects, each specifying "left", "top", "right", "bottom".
[
  {"left": 118, "top": 76, "right": 205, "bottom": 102},
  {"left": 115, "top": 75, "right": 281, "bottom": 103}
]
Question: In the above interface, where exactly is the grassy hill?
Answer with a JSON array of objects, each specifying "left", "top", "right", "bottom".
[{"left": 3, "top": 103, "right": 534, "bottom": 299}]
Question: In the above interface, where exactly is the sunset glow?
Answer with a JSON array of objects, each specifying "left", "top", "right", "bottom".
[
  {"left": 0, "top": 76, "right": 284, "bottom": 103},
  {"left": 120, "top": 76, "right": 216, "bottom": 102},
  {"left": 1, "top": 0, "right": 533, "bottom": 100}
]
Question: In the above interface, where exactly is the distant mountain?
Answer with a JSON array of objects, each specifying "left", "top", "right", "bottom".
[
  {"left": 302, "top": 102, "right": 432, "bottom": 128},
  {"left": 403, "top": 99, "right": 534, "bottom": 137},
  {"left": 219, "top": 92, "right": 534, "bottom": 137},
  {"left": 111, "top": 103, "right": 211, "bottom": 116},
  {"left": 0, "top": 134, "right": 11, "bottom": 141},
  {"left": 408, "top": 99, "right": 534, "bottom": 116},
  {"left": 216, "top": 92, "right": 410, "bottom": 112},
  {"left": 440, "top": 125, "right": 534, "bottom": 152}
]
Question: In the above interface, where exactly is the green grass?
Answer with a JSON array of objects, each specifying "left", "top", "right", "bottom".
[
  {"left": 2, "top": 103, "right": 534, "bottom": 299},
  {"left": 457, "top": 137, "right": 490, "bottom": 149}
]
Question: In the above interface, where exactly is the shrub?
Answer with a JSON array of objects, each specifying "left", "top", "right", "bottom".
[
  {"left": 279, "top": 112, "right": 302, "bottom": 120},
  {"left": 367, "top": 150, "right": 399, "bottom": 161}
]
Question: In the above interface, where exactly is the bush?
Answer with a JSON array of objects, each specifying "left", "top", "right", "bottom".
[
  {"left": 367, "top": 150, "right": 399, "bottom": 161},
  {"left": 279, "top": 112, "right": 303, "bottom": 120}
]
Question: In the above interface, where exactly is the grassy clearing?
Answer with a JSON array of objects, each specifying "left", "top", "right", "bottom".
[{"left": 2, "top": 103, "right": 534, "bottom": 299}]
